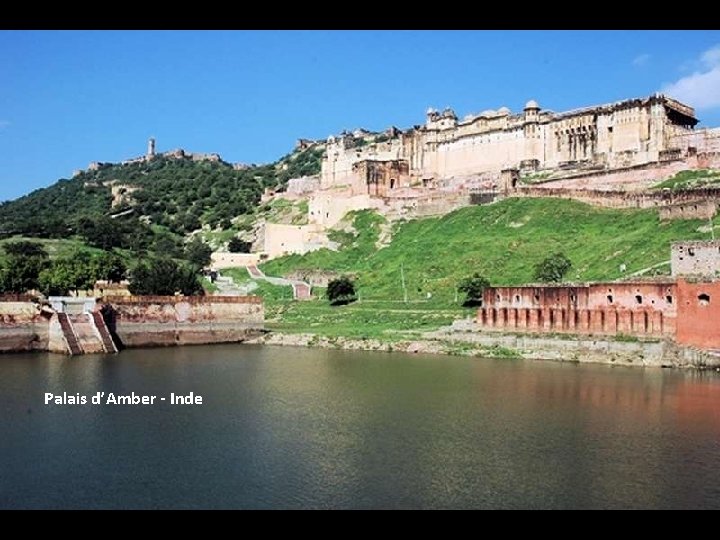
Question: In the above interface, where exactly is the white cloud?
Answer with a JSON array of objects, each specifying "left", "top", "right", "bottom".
[
  {"left": 632, "top": 53, "right": 650, "bottom": 66},
  {"left": 661, "top": 45, "right": 720, "bottom": 109},
  {"left": 701, "top": 46, "right": 720, "bottom": 68}
]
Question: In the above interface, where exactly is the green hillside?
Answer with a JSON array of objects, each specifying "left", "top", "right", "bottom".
[
  {"left": 0, "top": 145, "right": 324, "bottom": 241},
  {"left": 261, "top": 197, "right": 713, "bottom": 304}
]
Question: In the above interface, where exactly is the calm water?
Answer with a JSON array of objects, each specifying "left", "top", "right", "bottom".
[{"left": 1, "top": 344, "right": 720, "bottom": 509}]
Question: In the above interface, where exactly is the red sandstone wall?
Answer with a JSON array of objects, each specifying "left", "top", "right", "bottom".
[
  {"left": 477, "top": 306, "right": 672, "bottom": 338},
  {"left": 587, "top": 282, "right": 676, "bottom": 314},
  {"left": 484, "top": 282, "right": 676, "bottom": 313},
  {"left": 676, "top": 279, "right": 720, "bottom": 349},
  {"left": 478, "top": 282, "right": 677, "bottom": 339}
]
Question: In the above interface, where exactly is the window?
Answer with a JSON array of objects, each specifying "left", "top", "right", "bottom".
[
  {"left": 607, "top": 295, "right": 613, "bottom": 304},
  {"left": 635, "top": 295, "right": 643, "bottom": 304},
  {"left": 666, "top": 295, "right": 673, "bottom": 304},
  {"left": 698, "top": 293, "right": 710, "bottom": 306},
  {"left": 515, "top": 295, "right": 520, "bottom": 303},
  {"left": 688, "top": 247, "right": 695, "bottom": 256}
]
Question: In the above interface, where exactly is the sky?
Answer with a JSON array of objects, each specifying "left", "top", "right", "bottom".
[{"left": 1, "top": 30, "right": 720, "bottom": 202}]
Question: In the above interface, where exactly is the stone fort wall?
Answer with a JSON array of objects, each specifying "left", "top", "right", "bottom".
[
  {"left": 475, "top": 276, "right": 720, "bottom": 350},
  {"left": 321, "top": 94, "right": 699, "bottom": 192},
  {"left": 671, "top": 241, "right": 720, "bottom": 277},
  {"left": 477, "top": 281, "right": 677, "bottom": 339}
]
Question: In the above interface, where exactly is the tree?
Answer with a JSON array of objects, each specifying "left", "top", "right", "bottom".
[
  {"left": 180, "top": 212, "right": 202, "bottom": 233},
  {"left": 326, "top": 276, "right": 357, "bottom": 306},
  {"left": 3, "top": 241, "right": 49, "bottom": 258},
  {"left": 152, "top": 234, "right": 183, "bottom": 259},
  {"left": 77, "top": 216, "right": 124, "bottom": 250},
  {"left": 94, "top": 251, "right": 127, "bottom": 282},
  {"left": 533, "top": 252, "right": 572, "bottom": 283},
  {"left": 128, "top": 257, "right": 204, "bottom": 296},
  {"left": 0, "top": 241, "right": 50, "bottom": 293},
  {"left": 457, "top": 273, "right": 490, "bottom": 307},
  {"left": 228, "top": 237, "right": 251, "bottom": 253},
  {"left": 184, "top": 236, "right": 212, "bottom": 268},
  {"left": 38, "top": 252, "right": 96, "bottom": 296}
]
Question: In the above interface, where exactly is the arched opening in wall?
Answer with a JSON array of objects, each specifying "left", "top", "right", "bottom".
[
  {"left": 607, "top": 294, "right": 614, "bottom": 304},
  {"left": 390, "top": 178, "right": 396, "bottom": 190},
  {"left": 635, "top": 295, "right": 643, "bottom": 304},
  {"left": 698, "top": 293, "right": 710, "bottom": 306},
  {"left": 688, "top": 247, "right": 695, "bottom": 256},
  {"left": 515, "top": 295, "right": 520, "bottom": 303},
  {"left": 666, "top": 295, "right": 673, "bottom": 304}
]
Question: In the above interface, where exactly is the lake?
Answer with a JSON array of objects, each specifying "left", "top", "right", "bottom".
[{"left": 1, "top": 344, "right": 719, "bottom": 509}]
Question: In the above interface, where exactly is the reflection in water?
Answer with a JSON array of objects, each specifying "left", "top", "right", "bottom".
[{"left": 0, "top": 345, "right": 719, "bottom": 509}]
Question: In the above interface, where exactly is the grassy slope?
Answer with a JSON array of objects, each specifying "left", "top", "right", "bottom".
[
  {"left": 261, "top": 197, "right": 712, "bottom": 305},
  {"left": 0, "top": 236, "right": 105, "bottom": 264},
  {"left": 653, "top": 169, "right": 720, "bottom": 190},
  {"left": 218, "top": 197, "right": 713, "bottom": 340}
]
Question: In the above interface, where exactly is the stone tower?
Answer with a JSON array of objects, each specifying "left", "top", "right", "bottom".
[{"left": 147, "top": 137, "right": 156, "bottom": 159}]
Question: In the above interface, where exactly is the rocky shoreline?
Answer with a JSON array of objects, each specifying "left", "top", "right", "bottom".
[{"left": 248, "top": 326, "right": 720, "bottom": 370}]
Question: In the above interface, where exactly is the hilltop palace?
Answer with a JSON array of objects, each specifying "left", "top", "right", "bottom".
[
  {"left": 323, "top": 94, "right": 697, "bottom": 191},
  {"left": 247, "top": 93, "right": 720, "bottom": 260}
]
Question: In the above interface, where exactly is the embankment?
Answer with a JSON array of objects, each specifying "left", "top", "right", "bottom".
[
  {"left": 0, "top": 295, "right": 51, "bottom": 353},
  {"left": 250, "top": 328, "right": 720, "bottom": 369},
  {"left": 101, "top": 295, "right": 264, "bottom": 349}
]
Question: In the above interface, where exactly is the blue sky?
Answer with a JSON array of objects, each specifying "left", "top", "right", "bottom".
[{"left": 1, "top": 30, "right": 720, "bottom": 202}]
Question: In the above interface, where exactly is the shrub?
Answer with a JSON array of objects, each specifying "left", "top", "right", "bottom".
[
  {"left": 228, "top": 237, "right": 252, "bottom": 253},
  {"left": 326, "top": 276, "right": 357, "bottom": 306},
  {"left": 128, "top": 257, "right": 204, "bottom": 296},
  {"left": 533, "top": 252, "right": 572, "bottom": 283},
  {"left": 457, "top": 273, "right": 490, "bottom": 307}
]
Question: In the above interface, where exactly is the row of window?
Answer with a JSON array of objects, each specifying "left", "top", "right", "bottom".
[{"left": 498, "top": 292, "right": 710, "bottom": 306}]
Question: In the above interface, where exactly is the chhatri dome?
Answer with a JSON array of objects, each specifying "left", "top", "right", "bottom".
[{"left": 524, "top": 99, "right": 540, "bottom": 109}]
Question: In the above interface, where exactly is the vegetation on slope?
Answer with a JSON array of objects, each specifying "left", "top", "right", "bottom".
[
  {"left": 0, "top": 145, "right": 324, "bottom": 242},
  {"left": 219, "top": 267, "right": 462, "bottom": 339},
  {"left": 653, "top": 169, "right": 720, "bottom": 190},
  {"left": 261, "top": 198, "right": 713, "bottom": 304}
]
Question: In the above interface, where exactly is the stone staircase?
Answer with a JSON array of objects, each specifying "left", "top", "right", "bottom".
[
  {"left": 214, "top": 274, "right": 258, "bottom": 296},
  {"left": 57, "top": 312, "right": 83, "bottom": 355},
  {"left": 247, "top": 265, "right": 312, "bottom": 301},
  {"left": 91, "top": 311, "right": 118, "bottom": 353}
]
